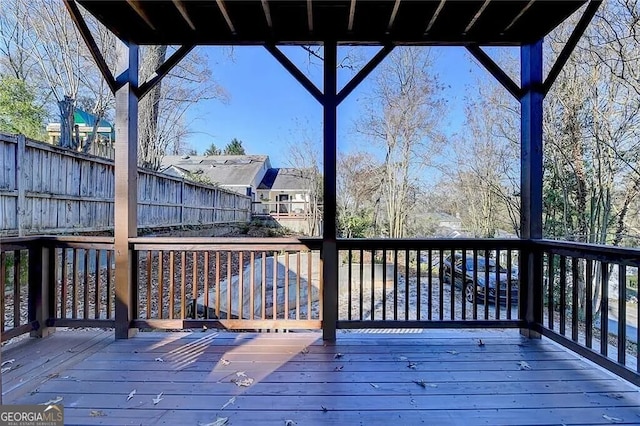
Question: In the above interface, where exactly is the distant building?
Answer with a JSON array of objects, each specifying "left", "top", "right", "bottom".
[
  {"left": 256, "top": 168, "right": 312, "bottom": 216},
  {"left": 46, "top": 109, "right": 115, "bottom": 158}
]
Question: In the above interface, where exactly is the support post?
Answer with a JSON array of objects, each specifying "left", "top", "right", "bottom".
[
  {"left": 114, "top": 42, "right": 139, "bottom": 339},
  {"left": 16, "top": 135, "right": 26, "bottom": 236},
  {"left": 28, "top": 244, "right": 54, "bottom": 338},
  {"left": 520, "top": 40, "right": 544, "bottom": 338},
  {"left": 322, "top": 41, "right": 338, "bottom": 341}
]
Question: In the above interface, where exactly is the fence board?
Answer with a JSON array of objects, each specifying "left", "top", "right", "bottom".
[{"left": 0, "top": 134, "right": 250, "bottom": 235}]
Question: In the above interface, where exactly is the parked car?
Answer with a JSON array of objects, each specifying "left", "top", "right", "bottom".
[{"left": 440, "top": 254, "right": 519, "bottom": 305}]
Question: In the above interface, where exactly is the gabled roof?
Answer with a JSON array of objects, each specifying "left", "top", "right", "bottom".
[
  {"left": 76, "top": 0, "right": 589, "bottom": 46},
  {"left": 259, "top": 168, "right": 310, "bottom": 191},
  {"left": 160, "top": 155, "right": 269, "bottom": 187}
]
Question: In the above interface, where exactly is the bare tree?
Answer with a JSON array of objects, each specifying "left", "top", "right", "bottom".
[{"left": 356, "top": 47, "right": 446, "bottom": 238}]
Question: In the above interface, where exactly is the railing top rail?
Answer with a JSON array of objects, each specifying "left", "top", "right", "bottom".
[
  {"left": 0, "top": 235, "right": 38, "bottom": 251},
  {"left": 131, "top": 236, "right": 322, "bottom": 251},
  {"left": 534, "top": 239, "right": 640, "bottom": 266},
  {"left": 337, "top": 238, "right": 525, "bottom": 250}
]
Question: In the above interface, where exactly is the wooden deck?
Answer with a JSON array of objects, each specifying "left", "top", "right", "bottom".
[{"left": 2, "top": 329, "right": 640, "bottom": 425}]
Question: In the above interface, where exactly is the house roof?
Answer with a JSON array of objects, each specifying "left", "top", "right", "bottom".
[
  {"left": 76, "top": 0, "right": 588, "bottom": 46},
  {"left": 259, "top": 168, "right": 310, "bottom": 191},
  {"left": 160, "top": 155, "right": 269, "bottom": 187}
]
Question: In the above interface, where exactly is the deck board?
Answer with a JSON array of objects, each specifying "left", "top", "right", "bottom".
[{"left": 3, "top": 329, "right": 640, "bottom": 425}]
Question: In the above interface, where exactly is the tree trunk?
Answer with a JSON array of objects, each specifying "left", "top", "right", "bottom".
[
  {"left": 139, "top": 45, "right": 167, "bottom": 169},
  {"left": 57, "top": 95, "right": 74, "bottom": 148}
]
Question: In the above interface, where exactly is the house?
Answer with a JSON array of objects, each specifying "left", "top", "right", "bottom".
[
  {"left": 256, "top": 168, "right": 313, "bottom": 215},
  {"left": 46, "top": 109, "right": 115, "bottom": 158},
  {"left": 160, "top": 155, "right": 271, "bottom": 201}
]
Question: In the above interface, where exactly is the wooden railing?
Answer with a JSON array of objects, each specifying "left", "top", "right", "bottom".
[
  {"left": 1, "top": 235, "right": 638, "bottom": 385},
  {"left": 534, "top": 240, "right": 640, "bottom": 385}
]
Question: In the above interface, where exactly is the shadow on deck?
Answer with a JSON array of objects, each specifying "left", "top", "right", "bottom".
[{"left": 2, "top": 329, "right": 640, "bottom": 425}]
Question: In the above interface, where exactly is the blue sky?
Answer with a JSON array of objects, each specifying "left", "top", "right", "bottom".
[{"left": 187, "top": 45, "right": 513, "bottom": 168}]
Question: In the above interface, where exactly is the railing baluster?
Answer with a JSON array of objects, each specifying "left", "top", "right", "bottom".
[
  {"left": 461, "top": 249, "right": 466, "bottom": 321},
  {"left": 506, "top": 250, "right": 512, "bottom": 320},
  {"left": 359, "top": 249, "right": 364, "bottom": 321},
  {"left": 394, "top": 250, "right": 398, "bottom": 321},
  {"left": 169, "top": 251, "right": 175, "bottom": 319},
  {"left": 1, "top": 252, "right": 6, "bottom": 333},
  {"left": 559, "top": 256, "right": 566, "bottom": 336},
  {"left": 84, "top": 249, "right": 90, "bottom": 319},
  {"left": 307, "top": 251, "right": 312, "bottom": 320},
  {"left": 145, "top": 251, "right": 151, "bottom": 319},
  {"left": 618, "top": 264, "right": 626, "bottom": 366},
  {"left": 215, "top": 252, "right": 221, "bottom": 318},
  {"left": 585, "top": 259, "right": 593, "bottom": 349},
  {"left": 348, "top": 249, "right": 352, "bottom": 321},
  {"left": 251, "top": 252, "right": 256, "bottom": 321},
  {"left": 180, "top": 251, "right": 186, "bottom": 319},
  {"left": 95, "top": 249, "right": 101, "bottom": 320},
  {"left": 473, "top": 249, "right": 478, "bottom": 320},
  {"left": 405, "top": 249, "right": 410, "bottom": 321},
  {"left": 262, "top": 252, "right": 267, "bottom": 320},
  {"left": 227, "top": 251, "right": 232, "bottom": 320},
  {"left": 193, "top": 252, "right": 198, "bottom": 305},
  {"left": 484, "top": 252, "right": 489, "bottom": 320},
  {"left": 72, "top": 249, "right": 78, "bottom": 320},
  {"left": 495, "top": 249, "right": 500, "bottom": 320},
  {"left": 239, "top": 251, "right": 245, "bottom": 320},
  {"left": 450, "top": 249, "right": 456, "bottom": 321},
  {"left": 547, "top": 253, "right": 554, "bottom": 330},
  {"left": 272, "top": 250, "right": 277, "bottom": 320},
  {"left": 158, "top": 251, "right": 164, "bottom": 319},
  {"left": 382, "top": 249, "right": 387, "bottom": 321},
  {"left": 106, "top": 250, "right": 112, "bottom": 319},
  {"left": 427, "top": 249, "right": 432, "bottom": 321},
  {"left": 571, "top": 257, "right": 579, "bottom": 342},
  {"left": 600, "top": 261, "right": 609, "bottom": 357},
  {"left": 297, "top": 250, "right": 301, "bottom": 321},
  {"left": 637, "top": 267, "right": 639, "bottom": 373},
  {"left": 204, "top": 251, "right": 210, "bottom": 319},
  {"left": 13, "top": 250, "right": 21, "bottom": 327},
  {"left": 439, "top": 249, "right": 444, "bottom": 321},
  {"left": 371, "top": 250, "right": 375, "bottom": 321},
  {"left": 416, "top": 249, "right": 421, "bottom": 321}
]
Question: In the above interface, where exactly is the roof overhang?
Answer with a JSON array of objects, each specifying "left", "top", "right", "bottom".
[{"left": 76, "top": 0, "right": 589, "bottom": 46}]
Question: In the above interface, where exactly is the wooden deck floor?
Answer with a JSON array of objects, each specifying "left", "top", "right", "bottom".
[{"left": 3, "top": 329, "right": 640, "bottom": 425}]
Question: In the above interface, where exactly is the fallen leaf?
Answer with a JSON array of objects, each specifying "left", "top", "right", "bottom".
[
  {"left": 414, "top": 380, "right": 427, "bottom": 388},
  {"left": 284, "top": 421, "right": 296, "bottom": 426},
  {"left": 231, "top": 377, "right": 254, "bottom": 387},
  {"left": 235, "top": 371, "right": 247, "bottom": 377},
  {"left": 46, "top": 373, "right": 60, "bottom": 380},
  {"left": 201, "top": 418, "right": 229, "bottom": 426},
  {"left": 154, "top": 357, "right": 164, "bottom": 362},
  {"left": 334, "top": 365, "right": 343, "bottom": 371},
  {"left": 1, "top": 359, "right": 15, "bottom": 367},
  {"left": 370, "top": 383, "right": 379, "bottom": 389},
  {"left": 152, "top": 392, "right": 163, "bottom": 405},
  {"left": 407, "top": 362, "right": 417, "bottom": 369},
  {"left": 221, "top": 396, "right": 236, "bottom": 410},
  {"left": 398, "top": 356, "right": 408, "bottom": 361},
  {"left": 220, "top": 359, "right": 231, "bottom": 366},
  {"left": 603, "top": 414, "right": 623, "bottom": 423},
  {"left": 605, "top": 393, "right": 624, "bottom": 400},
  {"left": 90, "top": 410, "right": 106, "bottom": 417},
  {"left": 334, "top": 353, "right": 343, "bottom": 359},
  {"left": 40, "top": 396, "right": 63, "bottom": 405},
  {"left": 127, "top": 390, "right": 136, "bottom": 401},
  {"left": 301, "top": 348, "right": 309, "bottom": 354},
  {"left": 447, "top": 350, "right": 459, "bottom": 355},
  {"left": 478, "top": 339, "right": 485, "bottom": 347},
  {"left": 518, "top": 361, "right": 532, "bottom": 370},
  {"left": 321, "top": 406, "right": 328, "bottom": 412}
]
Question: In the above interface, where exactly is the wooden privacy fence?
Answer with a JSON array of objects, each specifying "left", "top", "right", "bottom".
[{"left": 0, "top": 134, "right": 251, "bottom": 235}]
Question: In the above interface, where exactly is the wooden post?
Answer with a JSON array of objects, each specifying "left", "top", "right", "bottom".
[
  {"left": 322, "top": 40, "right": 338, "bottom": 341},
  {"left": 16, "top": 135, "right": 26, "bottom": 237},
  {"left": 28, "top": 244, "right": 54, "bottom": 338},
  {"left": 114, "top": 42, "right": 139, "bottom": 339},
  {"left": 520, "top": 40, "right": 544, "bottom": 338}
]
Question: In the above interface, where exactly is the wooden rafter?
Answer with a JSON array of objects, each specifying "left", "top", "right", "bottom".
[
  {"left": 425, "top": 0, "right": 446, "bottom": 34},
  {"left": 216, "top": 0, "right": 236, "bottom": 34},
  {"left": 126, "top": 0, "right": 156, "bottom": 30},
  {"left": 261, "top": 0, "right": 273, "bottom": 28},
  {"left": 504, "top": 0, "right": 535, "bottom": 33},
  {"left": 348, "top": 0, "right": 356, "bottom": 32},
  {"left": 387, "top": 0, "right": 401, "bottom": 32},
  {"left": 307, "top": 0, "right": 313, "bottom": 32},
  {"left": 464, "top": 0, "right": 491, "bottom": 34},
  {"left": 172, "top": 0, "right": 196, "bottom": 31}
]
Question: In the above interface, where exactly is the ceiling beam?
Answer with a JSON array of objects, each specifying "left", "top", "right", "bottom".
[
  {"left": 216, "top": 0, "right": 236, "bottom": 35},
  {"left": 261, "top": 0, "right": 273, "bottom": 28},
  {"left": 63, "top": 0, "right": 118, "bottom": 94},
  {"left": 126, "top": 0, "right": 156, "bottom": 30},
  {"left": 464, "top": 0, "right": 491, "bottom": 34},
  {"left": 348, "top": 0, "right": 356, "bottom": 32},
  {"left": 172, "top": 0, "right": 196, "bottom": 31},
  {"left": 425, "top": 0, "right": 446, "bottom": 34},
  {"left": 307, "top": 0, "right": 313, "bottom": 33},
  {"left": 387, "top": 0, "right": 401, "bottom": 33},
  {"left": 504, "top": 0, "right": 535, "bottom": 33}
]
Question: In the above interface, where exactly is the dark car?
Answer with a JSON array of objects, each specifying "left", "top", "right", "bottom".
[{"left": 441, "top": 254, "right": 519, "bottom": 305}]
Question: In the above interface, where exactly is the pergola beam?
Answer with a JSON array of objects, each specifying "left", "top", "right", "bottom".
[
  {"left": 64, "top": 0, "right": 118, "bottom": 94},
  {"left": 348, "top": 0, "right": 356, "bottom": 32},
  {"left": 216, "top": 0, "right": 236, "bottom": 35},
  {"left": 126, "top": 0, "right": 156, "bottom": 30},
  {"left": 543, "top": 0, "right": 602, "bottom": 95},
  {"left": 307, "top": 0, "right": 314, "bottom": 33},
  {"left": 387, "top": 0, "right": 401, "bottom": 32},
  {"left": 264, "top": 45, "right": 323, "bottom": 103},
  {"left": 466, "top": 44, "right": 522, "bottom": 99},
  {"left": 137, "top": 44, "right": 194, "bottom": 99},
  {"left": 425, "top": 0, "right": 446, "bottom": 34},
  {"left": 261, "top": 0, "right": 273, "bottom": 28},
  {"left": 504, "top": 0, "right": 535, "bottom": 33},
  {"left": 464, "top": 0, "right": 491, "bottom": 34}
]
